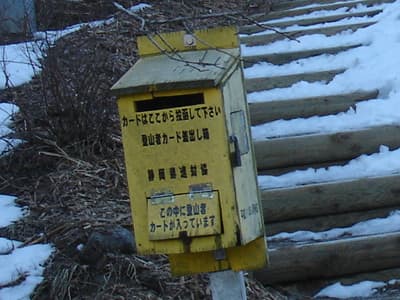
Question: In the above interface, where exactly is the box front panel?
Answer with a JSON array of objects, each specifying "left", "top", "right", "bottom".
[{"left": 118, "top": 88, "right": 239, "bottom": 254}]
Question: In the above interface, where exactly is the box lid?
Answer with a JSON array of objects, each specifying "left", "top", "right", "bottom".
[{"left": 111, "top": 49, "right": 239, "bottom": 96}]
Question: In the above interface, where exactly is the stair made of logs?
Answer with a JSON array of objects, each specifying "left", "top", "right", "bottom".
[{"left": 240, "top": 0, "right": 400, "bottom": 294}]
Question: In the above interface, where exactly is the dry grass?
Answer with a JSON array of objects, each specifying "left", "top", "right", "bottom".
[{"left": 0, "top": 1, "right": 291, "bottom": 299}]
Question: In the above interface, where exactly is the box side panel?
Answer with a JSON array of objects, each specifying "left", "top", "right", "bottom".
[{"left": 222, "top": 68, "right": 265, "bottom": 244}]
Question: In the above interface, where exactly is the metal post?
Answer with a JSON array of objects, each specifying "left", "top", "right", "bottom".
[{"left": 209, "top": 270, "right": 247, "bottom": 300}]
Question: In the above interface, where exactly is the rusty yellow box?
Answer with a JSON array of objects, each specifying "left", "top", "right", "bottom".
[{"left": 111, "top": 27, "right": 267, "bottom": 275}]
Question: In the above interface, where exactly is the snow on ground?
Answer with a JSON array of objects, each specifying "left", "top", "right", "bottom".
[
  {"left": 0, "top": 236, "right": 53, "bottom": 300},
  {"left": 0, "top": 193, "right": 53, "bottom": 300},
  {"left": 245, "top": 47, "right": 362, "bottom": 78},
  {"left": 268, "top": 210, "right": 400, "bottom": 242},
  {"left": 242, "top": 30, "right": 370, "bottom": 58},
  {"left": 315, "top": 281, "right": 387, "bottom": 299},
  {"left": 248, "top": 2, "right": 400, "bottom": 140},
  {"left": 0, "top": 2, "right": 152, "bottom": 89},
  {"left": 244, "top": 4, "right": 384, "bottom": 37},
  {"left": 0, "top": 195, "right": 24, "bottom": 227},
  {"left": 258, "top": 145, "right": 400, "bottom": 189},
  {"left": 262, "top": 13, "right": 377, "bottom": 34},
  {"left": 262, "top": 4, "right": 379, "bottom": 24},
  {"left": 0, "top": 20, "right": 107, "bottom": 89},
  {"left": 0, "top": 4, "right": 153, "bottom": 299},
  {"left": 0, "top": 103, "right": 21, "bottom": 155},
  {"left": 1, "top": 1, "right": 399, "bottom": 298},
  {"left": 287, "top": 0, "right": 362, "bottom": 12},
  {"left": 247, "top": 2, "right": 400, "bottom": 297},
  {"left": 250, "top": 1, "right": 400, "bottom": 190},
  {"left": 0, "top": 104, "right": 53, "bottom": 299}
]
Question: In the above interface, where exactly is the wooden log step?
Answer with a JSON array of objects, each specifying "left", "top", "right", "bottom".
[
  {"left": 271, "top": 0, "right": 354, "bottom": 11},
  {"left": 267, "top": 9, "right": 382, "bottom": 28},
  {"left": 256, "top": 0, "right": 395, "bottom": 22},
  {"left": 246, "top": 68, "right": 345, "bottom": 92},
  {"left": 261, "top": 174, "right": 400, "bottom": 223},
  {"left": 243, "top": 44, "right": 362, "bottom": 67},
  {"left": 254, "top": 125, "right": 400, "bottom": 170},
  {"left": 282, "top": 267, "right": 400, "bottom": 298},
  {"left": 241, "top": 10, "right": 382, "bottom": 35},
  {"left": 249, "top": 89, "right": 378, "bottom": 124},
  {"left": 265, "top": 206, "right": 399, "bottom": 236},
  {"left": 255, "top": 232, "right": 400, "bottom": 284},
  {"left": 258, "top": 159, "right": 349, "bottom": 176},
  {"left": 240, "top": 21, "right": 375, "bottom": 46}
]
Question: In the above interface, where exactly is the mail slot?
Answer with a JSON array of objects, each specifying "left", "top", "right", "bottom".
[{"left": 111, "top": 26, "right": 267, "bottom": 275}]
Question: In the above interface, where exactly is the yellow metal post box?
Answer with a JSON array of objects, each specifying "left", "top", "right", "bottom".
[{"left": 111, "top": 27, "right": 267, "bottom": 276}]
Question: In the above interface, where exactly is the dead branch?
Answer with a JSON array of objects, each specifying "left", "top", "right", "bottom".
[
  {"left": 35, "top": 135, "right": 93, "bottom": 168},
  {"left": 0, "top": 272, "right": 28, "bottom": 289},
  {"left": 146, "top": 33, "right": 225, "bottom": 72},
  {"left": 18, "top": 223, "right": 71, "bottom": 248},
  {"left": 113, "top": 2, "right": 146, "bottom": 31},
  {"left": 149, "top": 11, "right": 243, "bottom": 25},
  {"left": 238, "top": 13, "right": 300, "bottom": 43}
]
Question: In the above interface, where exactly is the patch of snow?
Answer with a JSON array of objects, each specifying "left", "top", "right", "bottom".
[
  {"left": 0, "top": 103, "right": 22, "bottom": 155},
  {"left": 258, "top": 145, "right": 400, "bottom": 189},
  {"left": 1, "top": 16, "right": 116, "bottom": 89},
  {"left": 129, "top": 3, "right": 152, "bottom": 12},
  {"left": 263, "top": 4, "right": 378, "bottom": 25},
  {"left": 242, "top": 30, "right": 371, "bottom": 57},
  {"left": 0, "top": 106, "right": 53, "bottom": 298},
  {"left": 76, "top": 244, "right": 84, "bottom": 251},
  {"left": 287, "top": 1, "right": 361, "bottom": 12},
  {"left": 0, "top": 238, "right": 21, "bottom": 254},
  {"left": 315, "top": 281, "right": 386, "bottom": 299},
  {"left": 277, "top": 13, "right": 379, "bottom": 32},
  {"left": 0, "top": 103, "right": 18, "bottom": 136},
  {"left": 0, "top": 42, "right": 41, "bottom": 89},
  {"left": 0, "top": 195, "right": 24, "bottom": 228},
  {"left": 247, "top": 2, "right": 400, "bottom": 140},
  {"left": 268, "top": 210, "right": 400, "bottom": 242},
  {"left": 244, "top": 47, "right": 364, "bottom": 78},
  {"left": 0, "top": 244, "right": 54, "bottom": 300},
  {"left": 0, "top": 193, "right": 53, "bottom": 300},
  {"left": 246, "top": 11, "right": 380, "bottom": 37}
]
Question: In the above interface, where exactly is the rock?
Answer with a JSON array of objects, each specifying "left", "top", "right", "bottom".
[{"left": 79, "top": 225, "right": 136, "bottom": 265}]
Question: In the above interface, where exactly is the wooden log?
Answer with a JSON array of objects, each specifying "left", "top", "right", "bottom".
[
  {"left": 254, "top": 125, "right": 400, "bottom": 170},
  {"left": 241, "top": 10, "right": 382, "bottom": 34},
  {"left": 271, "top": 0, "right": 370, "bottom": 11},
  {"left": 282, "top": 267, "right": 400, "bottom": 298},
  {"left": 256, "top": 0, "right": 395, "bottom": 22},
  {"left": 249, "top": 90, "right": 378, "bottom": 124},
  {"left": 246, "top": 68, "right": 345, "bottom": 92},
  {"left": 258, "top": 160, "right": 348, "bottom": 176},
  {"left": 265, "top": 206, "right": 399, "bottom": 236},
  {"left": 261, "top": 174, "right": 400, "bottom": 223},
  {"left": 268, "top": 9, "right": 382, "bottom": 28},
  {"left": 255, "top": 232, "right": 400, "bottom": 284},
  {"left": 243, "top": 44, "right": 362, "bottom": 67},
  {"left": 240, "top": 22, "right": 375, "bottom": 46}
]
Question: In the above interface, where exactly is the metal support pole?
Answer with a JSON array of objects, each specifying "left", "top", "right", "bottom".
[{"left": 209, "top": 270, "right": 247, "bottom": 300}]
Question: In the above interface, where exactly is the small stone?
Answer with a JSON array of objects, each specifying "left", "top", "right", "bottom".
[{"left": 79, "top": 225, "right": 136, "bottom": 265}]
